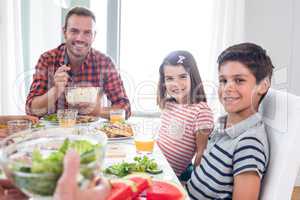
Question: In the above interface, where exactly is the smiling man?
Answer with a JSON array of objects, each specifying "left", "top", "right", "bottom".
[{"left": 26, "top": 6, "right": 131, "bottom": 119}]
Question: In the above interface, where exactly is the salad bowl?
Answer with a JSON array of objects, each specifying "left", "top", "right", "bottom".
[{"left": 0, "top": 127, "right": 107, "bottom": 199}]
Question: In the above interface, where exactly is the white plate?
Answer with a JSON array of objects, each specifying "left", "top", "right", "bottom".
[{"left": 108, "top": 136, "right": 133, "bottom": 141}]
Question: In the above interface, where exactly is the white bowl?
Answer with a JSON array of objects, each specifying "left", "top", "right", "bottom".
[{"left": 66, "top": 87, "right": 99, "bottom": 104}]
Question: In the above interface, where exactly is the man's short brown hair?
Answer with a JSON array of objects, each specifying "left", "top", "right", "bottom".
[{"left": 64, "top": 6, "right": 96, "bottom": 29}]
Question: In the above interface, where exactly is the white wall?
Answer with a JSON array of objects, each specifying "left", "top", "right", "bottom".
[
  {"left": 244, "top": 0, "right": 300, "bottom": 96},
  {"left": 244, "top": 0, "right": 300, "bottom": 186},
  {"left": 290, "top": 0, "right": 300, "bottom": 95}
]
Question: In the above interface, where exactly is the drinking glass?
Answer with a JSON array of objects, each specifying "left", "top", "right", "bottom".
[
  {"left": 57, "top": 109, "right": 78, "bottom": 128},
  {"left": 110, "top": 109, "right": 125, "bottom": 123},
  {"left": 133, "top": 123, "right": 155, "bottom": 154}
]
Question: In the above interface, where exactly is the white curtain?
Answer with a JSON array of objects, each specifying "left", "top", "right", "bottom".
[
  {"left": 209, "top": 0, "right": 246, "bottom": 83},
  {"left": 0, "top": 0, "right": 25, "bottom": 115},
  {"left": 206, "top": 0, "right": 246, "bottom": 118}
]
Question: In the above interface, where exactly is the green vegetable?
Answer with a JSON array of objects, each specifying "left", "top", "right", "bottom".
[
  {"left": 11, "top": 138, "right": 101, "bottom": 196},
  {"left": 70, "top": 140, "right": 96, "bottom": 154},
  {"left": 104, "top": 155, "right": 162, "bottom": 177},
  {"left": 32, "top": 122, "right": 45, "bottom": 129},
  {"left": 146, "top": 168, "right": 163, "bottom": 174},
  {"left": 43, "top": 114, "right": 58, "bottom": 123}
]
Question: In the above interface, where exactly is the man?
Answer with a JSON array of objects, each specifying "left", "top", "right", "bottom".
[{"left": 26, "top": 6, "right": 131, "bottom": 119}]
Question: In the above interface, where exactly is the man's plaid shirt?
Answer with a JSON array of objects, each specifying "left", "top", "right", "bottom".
[{"left": 26, "top": 43, "right": 131, "bottom": 117}]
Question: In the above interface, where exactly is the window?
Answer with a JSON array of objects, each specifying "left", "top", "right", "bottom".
[
  {"left": 92, "top": 0, "right": 214, "bottom": 115},
  {"left": 120, "top": 0, "right": 214, "bottom": 114},
  {"left": 90, "top": 0, "right": 107, "bottom": 53}
]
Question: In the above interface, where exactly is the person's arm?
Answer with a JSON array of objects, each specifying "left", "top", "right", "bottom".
[
  {"left": 102, "top": 57, "right": 131, "bottom": 119},
  {"left": 68, "top": 88, "right": 126, "bottom": 119},
  {"left": 27, "top": 65, "right": 70, "bottom": 116},
  {"left": 29, "top": 87, "right": 60, "bottom": 116},
  {"left": 194, "top": 129, "right": 210, "bottom": 166},
  {"left": 0, "top": 115, "right": 39, "bottom": 124},
  {"left": 232, "top": 133, "right": 267, "bottom": 200},
  {"left": 0, "top": 115, "right": 39, "bottom": 139},
  {"left": 232, "top": 171, "right": 260, "bottom": 200},
  {"left": 193, "top": 106, "right": 214, "bottom": 166}
]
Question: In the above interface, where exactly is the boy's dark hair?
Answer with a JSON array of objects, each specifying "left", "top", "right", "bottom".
[
  {"left": 64, "top": 6, "right": 96, "bottom": 29},
  {"left": 157, "top": 50, "right": 207, "bottom": 109},
  {"left": 217, "top": 42, "right": 275, "bottom": 102},
  {"left": 217, "top": 42, "right": 274, "bottom": 83}
]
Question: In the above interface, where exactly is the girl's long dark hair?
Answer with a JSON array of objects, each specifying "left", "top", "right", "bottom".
[{"left": 157, "top": 50, "right": 207, "bottom": 109}]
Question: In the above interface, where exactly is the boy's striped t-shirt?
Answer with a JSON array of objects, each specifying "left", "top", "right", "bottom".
[
  {"left": 157, "top": 101, "right": 214, "bottom": 176},
  {"left": 186, "top": 113, "right": 269, "bottom": 199}
]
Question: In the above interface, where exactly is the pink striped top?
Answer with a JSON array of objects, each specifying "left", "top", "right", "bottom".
[{"left": 157, "top": 101, "right": 214, "bottom": 176}]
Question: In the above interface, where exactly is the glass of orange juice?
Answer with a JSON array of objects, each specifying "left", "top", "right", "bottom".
[
  {"left": 57, "top": 109, "right": 78, "bottom": 128},
  {"left": 133, "top": 124, "right": 155, "bottom": 154},
  {"left": 110, "top": 109, "right": 125, "bottom": 123}
]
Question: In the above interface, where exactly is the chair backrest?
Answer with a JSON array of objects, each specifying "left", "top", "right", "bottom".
[{"left": 260, "top": 88, "right": 300, "bottom": 200}]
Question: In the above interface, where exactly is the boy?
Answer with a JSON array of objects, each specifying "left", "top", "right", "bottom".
[{"left": 186, "top": 43, "right": 274, "bottom": 199}]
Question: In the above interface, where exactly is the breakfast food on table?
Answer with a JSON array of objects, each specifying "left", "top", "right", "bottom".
[
  {"left": 0, "top": 124, "right": 7, "bottom": 129},
  {"left": 66, "top": 87, "right": 99, "bottom": 104},
  {"left": 104, "top": 155, "right": 163, "bottom": 177},
  {"left": 1, "top": 137, "right": 104, "bottom": 197},
  {"left": 98, "top": 121, "right": 134, "bottom": 138},
  {"left": 43, "top": 114, "right": 98, "bottom": 125},
  {"left": 76, "top": 115, "right": 98, "bottom": 124},
  {"left": 106, "top": 173, "right": 186, "bottom": 200},
  {"left": 43, "top": 114, "right": 58, "bottom": 123}
]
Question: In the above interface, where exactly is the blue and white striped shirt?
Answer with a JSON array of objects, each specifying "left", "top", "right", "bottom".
[{"left": 187, "top": 113, "right": 269, "bottom": 199}]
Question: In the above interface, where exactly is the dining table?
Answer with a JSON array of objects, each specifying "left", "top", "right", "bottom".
[
  {"left": 0, "top": 116, "right": 190, "bottom": 199},
  {"left": 105, "top": 139, "right": 180, "bottom": 182},
  {"left": 43, "top": 115, "right": 190, "bottom": 199}
]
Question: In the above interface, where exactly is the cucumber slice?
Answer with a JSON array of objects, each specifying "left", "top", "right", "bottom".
[{"left": 146, "top": 168, "right": 163, "bottom": 174}]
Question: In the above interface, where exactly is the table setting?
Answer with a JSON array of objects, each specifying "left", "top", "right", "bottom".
[{"left": 0, "top": 86, "right": 188, "bottom": 199}]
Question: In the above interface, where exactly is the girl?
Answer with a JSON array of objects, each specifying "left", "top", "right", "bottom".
[{"left": 156, "top": 50, "right": 214, "bottom": 180}]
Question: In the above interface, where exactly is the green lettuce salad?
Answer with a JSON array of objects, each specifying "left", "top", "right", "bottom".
[
  {"left": 11, "top": 139, "right": 101, "bottom": 196},
  {"left": 104, "top": 156, "right": 162, "bottom": 177}
]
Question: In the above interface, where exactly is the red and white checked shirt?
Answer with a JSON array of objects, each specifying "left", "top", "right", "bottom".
[
  {"left": 26, "top": 43, "right": 131, "bottom": 117},
  {"left": 157, "top": 101, "right": 214, "bottom": 176}
]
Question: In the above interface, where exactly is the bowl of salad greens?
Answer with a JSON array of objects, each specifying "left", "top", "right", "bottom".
[{"left": 0, "top": 128, "right": 107, "bottom": 198}]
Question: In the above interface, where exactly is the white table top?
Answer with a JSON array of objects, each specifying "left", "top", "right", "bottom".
[{"left": 105, "top": 139, "right": 190, "bottom": 199}]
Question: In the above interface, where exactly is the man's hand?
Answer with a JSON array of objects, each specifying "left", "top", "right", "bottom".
[
  {"left": 76, "top": 102, "right": 98, "bottom": 115},
  {"left": 72, "top": 94, "right": 102, "bottom": 116},
  {"left": 16, "top": 115, "right": 39, "bottom": 124},
  {"left": 54, "top": 150, "right": 111, "bottom": 200},
  {"left": 54, "top": 65, "right": 71, "bottom": 96}
]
